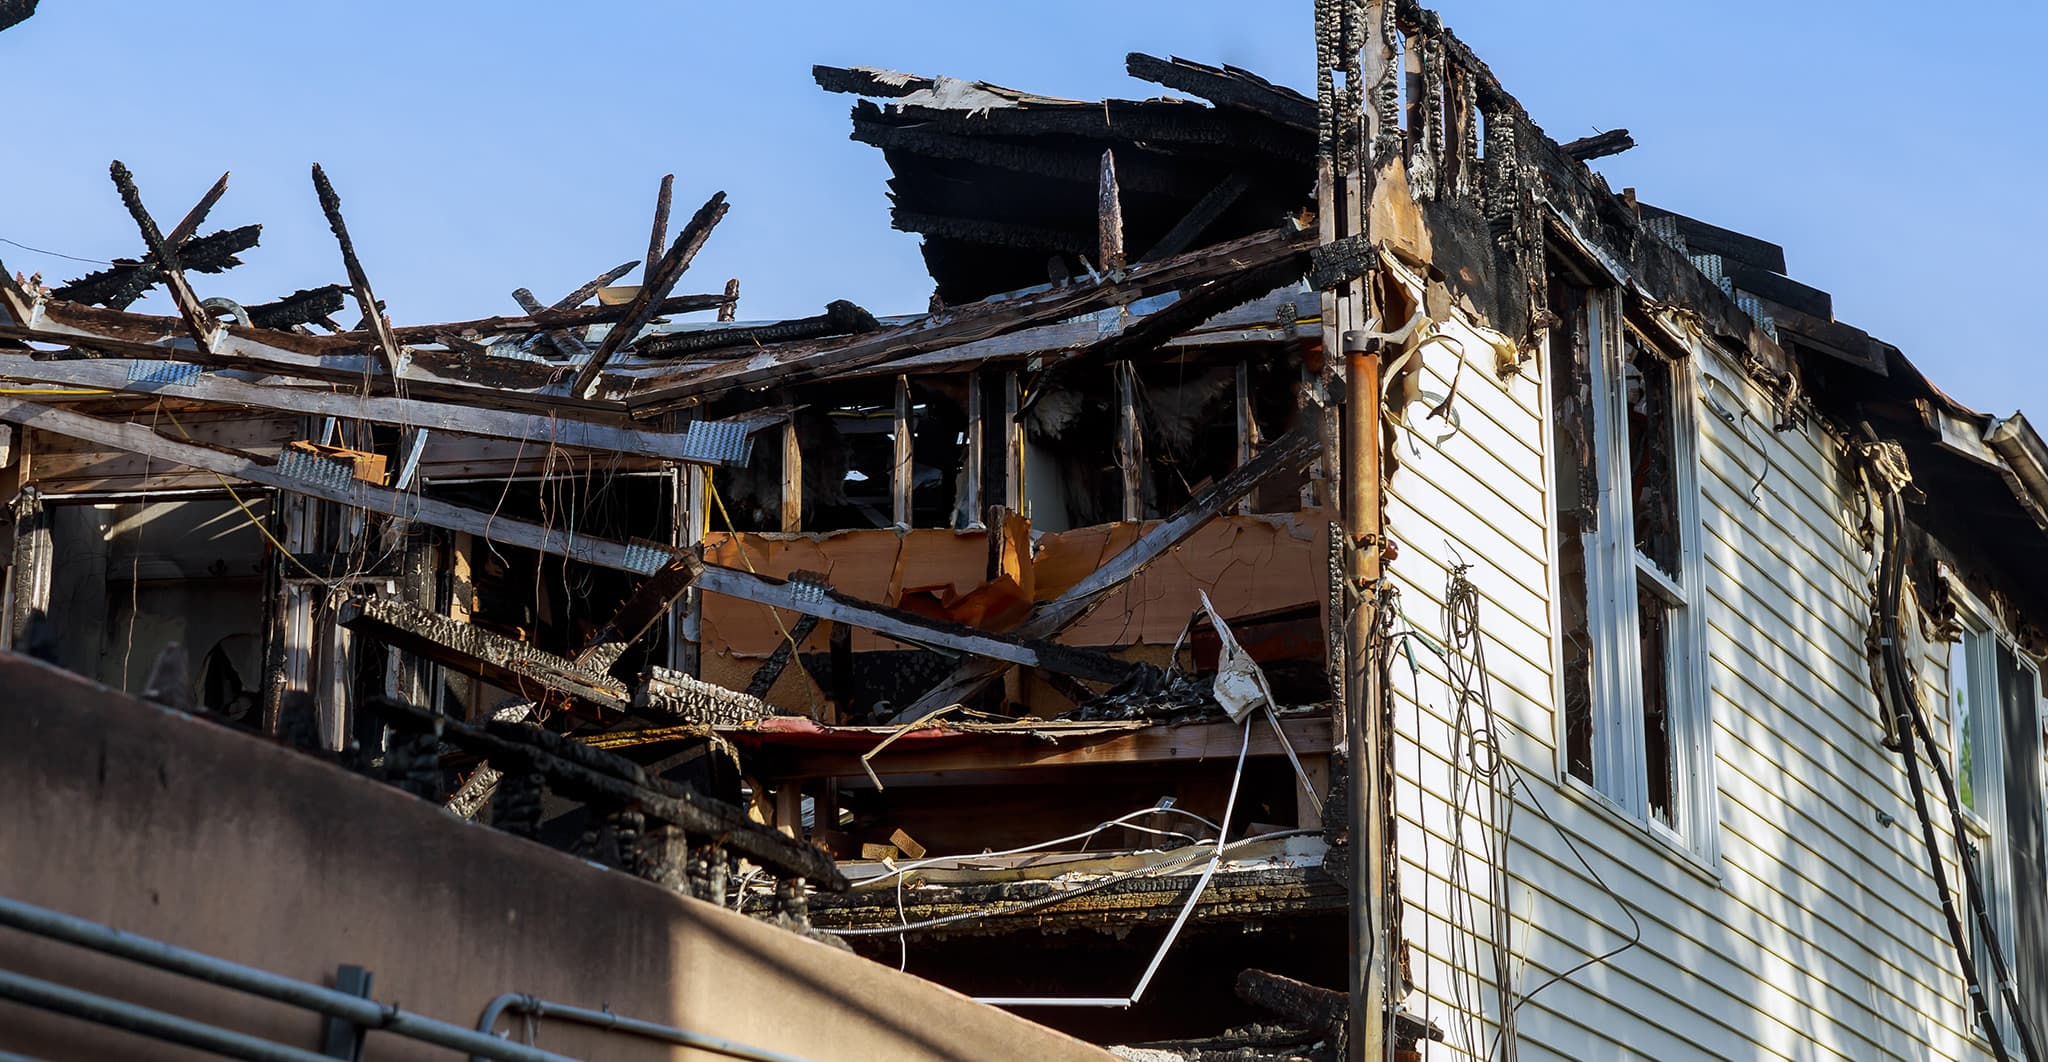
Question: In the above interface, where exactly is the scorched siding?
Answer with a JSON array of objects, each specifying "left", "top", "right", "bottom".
[{"left": 1383, "top": 304, "right": 1992, "bottom": 1060}]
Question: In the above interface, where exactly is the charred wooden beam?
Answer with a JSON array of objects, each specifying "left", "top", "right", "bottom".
[
  {"left": 892, "top": 420, "right": 1321, "bottom": 721},
  {"left": 390, "top": 285, "right": 709, "bottom": 344},
  {"left": 635, "top": 665, "right": 777, "bottom": 725},
  {"left": 109, "top": 163, "right": 222, "bottom": 349},
  {"left": 365, "top": 693, "right": 841, "bottom": 887},
  {"left": 574, "top": 555, "right": 697, "bottom": 672},
  {"left": 1142, "top": 171, "right": 1253, "bottom": 262},
  {"left": 0, "top": 0, "right": 36, "bottom": 33},
  {"left": 0, "top": 353, "right": 775, "bottom": 466},
  {"left": 569, "top": 192, "right": 728, "bottom": 399},
  {"left": 0, "top": 396, "right": 666, "bottom": 573},
  {"left": 646, "top": 173, "right": 674, "bottom": 278},
  {"left": 245, "top": 285, "right": 346, "bottom": 331},
  {"left": 892, "top": 374, "right": 913, "bottom": 527},
  {"left": 718, "top": 278, "right": 739, "bottom": 323},
  {"left": 888, "top": 209, "right": 1092, "bottom": 256},
  {"left": 54, "top": 224, "right": 260, "bottom": 309},
  {"left": 1125, "top": 52, "right": 1317, "bottom": 131},
  {"left": 876, "top": 96, "right": 1314, "bottom": 164},
  {"left": 625, "top": 224, "right": 1312, "bottom": 411},
  {"left": 744, "top": 613, "right": 819, "bottom": 699},
  {"left": 1098, "top": 149, "right": 1125, "bottom": 273},
  {"left": 636, "top": 300, "right": 880, "bottom": 358},
  {"left": 847, "top": 114, "right": 1202, "bottom": 197},
  {"left": 1236, "top": 969, "right": 1443, "bottom": 1052},
  {"left": 511, "top": 287, "right": 591, "bottom": 361},
  {"left": 510, "top": 259, "right": 647, "bottom": 360},
  {"left": 1015, "top": 251, "right": 1307, "bottom": 418},
  {"left": 311, "top": 164, "right": 406, "bottom": 384},
  {"left": 338, "top": 595, "right": 632, "bottom": 714},
  {"left": 1560, "top": 128, "right": 1634, "bottom": 162}
]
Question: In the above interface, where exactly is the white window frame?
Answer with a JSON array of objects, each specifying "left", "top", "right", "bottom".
[
  {"left": 1550, "top": 288, "right": 1718, "bottom": 860},
  {"left": 1948, "top": 591, "right": 2028, "bottom": 1044}
]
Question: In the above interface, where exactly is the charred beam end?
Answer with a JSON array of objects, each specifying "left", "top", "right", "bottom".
[
  {"left": 635, "top": 665, "right": 778, "bottom": 725},
  {"left": 1235, "top": 969, "right": 1444, "bottom": 1050},
  {"left": 637, "top": 300, "right": 881, "bottom": 358},
  {"left": 54, "top": 225, "right": 263, "bottom": 308},
  {"left": 1561, "top": 128, "right": 1634, "bottom": 162},
  {"left": 1124, "top": 52, "right": 1317, "bottom": 131},
  {"left": 813, "top": 64, "right": 932, "bottom": 98},
  {"left": 336, "top": 595, "right": 632, "bottom": 714},
  {"left": 0, "top": 0, "right": 36, "bottom": 32},
  {"left": 311, "top": 163, "right": 406, "bottom": 382},
  {"left": 246, "top": 285, "right": 347, "bottom": 330},
  {"left": 107, "top": 162, "right": 218, "bottom": 347},
  {"left": 364, "top": 695, "right": 842, "bottom": 887}
]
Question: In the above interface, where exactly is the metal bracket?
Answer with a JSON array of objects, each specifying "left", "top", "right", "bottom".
[{"left": 319, "top": 964, "right": 373, "bottom": 1059}]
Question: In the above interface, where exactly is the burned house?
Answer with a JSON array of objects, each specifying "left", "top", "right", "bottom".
[{"left": 1, "top": 2, "right": 2045, "bottom": 1060}]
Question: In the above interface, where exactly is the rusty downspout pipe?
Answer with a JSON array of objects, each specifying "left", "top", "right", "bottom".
[{"left": 1342, "top": 328, "right": 1387, "bottom": 1061}]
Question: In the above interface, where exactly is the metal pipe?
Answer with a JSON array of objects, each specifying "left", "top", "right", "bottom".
[
  {"left": 0, "top": 967, "right": 332, "bottom": 1062},
  {"left": 0, "top": 895, "right": 575, "bottom": 1062},
  {"left": 1341, "top": 325, "right": 1387, "bottom": 1062},
  {"left": 474, "top": 994, "right": 813, "bottom": 1062}
]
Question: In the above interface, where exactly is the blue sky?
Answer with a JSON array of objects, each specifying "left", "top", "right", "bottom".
[{"left": 2, "top": 2, "right": 2041, "bottom": 417}]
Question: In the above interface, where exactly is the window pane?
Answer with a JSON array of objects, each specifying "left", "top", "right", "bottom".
[
  {"left": 1951, "top": 638, "right": 1976, "bottom": 813},
  {"left": 1638, "top": 582, "right": 1675, "bottom": 827},
  {"left": 1626, "top": 339, "right": 1682, "bottom": 580}
]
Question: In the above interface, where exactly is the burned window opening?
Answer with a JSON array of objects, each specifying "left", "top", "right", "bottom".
[
  {"left": 1636, "top": 581, "right": 1674, "bottom": 827},
  {"left": 1627, "top": 335, "right": 1682, "bottom": 580},
  {"left": 1547, "top": 269, "right": 1596, "bottom": 786}
]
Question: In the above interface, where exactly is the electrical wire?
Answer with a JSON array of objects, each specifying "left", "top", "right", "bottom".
[
  {"left": 0, "top": 236, "right": 111, "bottom": 266},
  {"left": 1870, "top": 473, "right": 2040, "bottom": 1062},
  {"left": 1392, "top": 566, "right": 1643, "bottom": 1061}
]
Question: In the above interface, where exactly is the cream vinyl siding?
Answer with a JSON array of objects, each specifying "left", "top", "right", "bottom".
[{"left": 1383, "top": 307, "right": 1991, "bottom": 1061}]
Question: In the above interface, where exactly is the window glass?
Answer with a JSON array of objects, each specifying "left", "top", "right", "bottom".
[
  {"left": 1953, "top": 638, "right": 1977, "bottom": 813},
  {"left": 1626, "top": 339, "right": 1681, "bottom": 580}
]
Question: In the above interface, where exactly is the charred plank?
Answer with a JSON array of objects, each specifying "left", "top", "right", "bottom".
[{"left": 637, "top": 300, "right": 881, "bottom": 359}]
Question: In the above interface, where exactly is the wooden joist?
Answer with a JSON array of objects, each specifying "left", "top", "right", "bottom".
[
  {"left": 0, "top": 397, "right": 662, "bottom": 572},
  {"left": 623, "top": 224, "right": 1312, "bottom": 412},
  {"left": 0, "top": 354, "right": 778, "bottom": 466}
]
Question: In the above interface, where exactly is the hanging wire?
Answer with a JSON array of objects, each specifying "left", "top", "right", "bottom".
[
  {"left": 0, "top": 236, "right": 111, "bottom": 266},
  {"left": 1392, "top": 564, "right": 1644, "bottom": 1061}
]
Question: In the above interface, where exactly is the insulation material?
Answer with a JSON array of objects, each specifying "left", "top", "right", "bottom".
[{"left": 1033, "top": 512, "right": 1323, "bottom": 647}]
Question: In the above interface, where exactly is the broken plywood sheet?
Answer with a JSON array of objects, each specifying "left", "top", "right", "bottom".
[
  {"left": 701, "top": 512, "right": 1034, "bottom": 657},
  {"left": 1032, "top": 512, "right": 1323, "bottom": 647},
  {"left": 698, "top": 513, "right": 1034, "bottom": 712}
]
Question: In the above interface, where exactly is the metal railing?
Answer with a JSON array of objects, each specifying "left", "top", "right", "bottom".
[{"left": 0, "top": 894, "right": 805, "bottom": 1062}]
